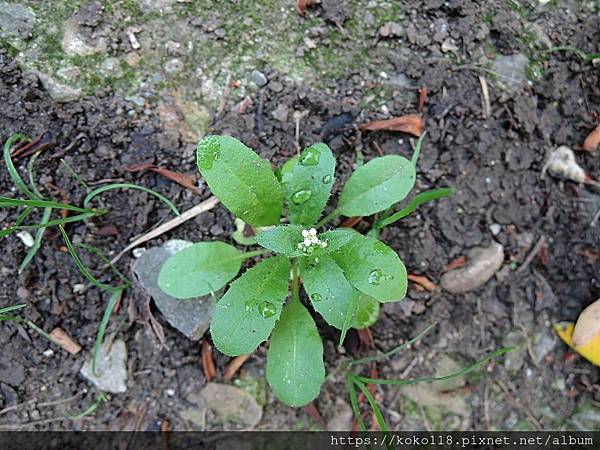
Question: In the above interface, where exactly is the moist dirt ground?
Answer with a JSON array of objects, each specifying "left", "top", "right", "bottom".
[{"left": 1, "top": 0, "right": 599, "bottom": 432}]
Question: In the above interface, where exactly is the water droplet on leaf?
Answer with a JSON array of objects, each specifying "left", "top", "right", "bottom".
[
  {"left": 311, "top": 293, "right": 322, "bottom": 302},
  {"left": 258, "top": 301, "right": 276, "bottom": 318},
  {"left": 197, "top": 136, "right": 220, "bottom": 170},
  {"left": 292, "top": 189, "right": 312, "bottom": 205},
  {"left": 368, "top": 269, "right": 384, "bottom": 285},
  {"left": 321, "top": 174, "right": 332, "bottom": 184},
  {"left": 245, "top": 299, "right": 254, "bottom": 312},
  {"left": 299, "top": 147, "right": 321, "bottom": 166}
]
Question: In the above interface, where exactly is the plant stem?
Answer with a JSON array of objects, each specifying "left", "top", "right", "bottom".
[
  {"left": 240, "top": 249, "right": 269, "bottom": 260},
  {"left": 315, "top": 209, "right": 340, "bottom": 229}
]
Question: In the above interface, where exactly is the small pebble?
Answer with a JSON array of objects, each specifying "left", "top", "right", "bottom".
[
  {"left": 16, "top": 231, "right": 34, "bottom": 248},
  {"left": 42, "top": 349, "right": 54, "bottom": 357},
  {"left": 132, "top": 248, "right": 146, "bottom": 258},
  {"left": 251, "top": 69, "right": 268, "bottom": 87},
  {"left": 489, "top": 223, "right": 502, "bottom": 236}
]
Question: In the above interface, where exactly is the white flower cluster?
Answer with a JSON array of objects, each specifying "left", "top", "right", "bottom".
[{"left": 297, "top": 228, "right": 328, "bottom": 252}]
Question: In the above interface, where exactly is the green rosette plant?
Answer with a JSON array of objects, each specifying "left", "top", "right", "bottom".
[{"left": 158, "top": 134, "right": 452, "bottom": 407}]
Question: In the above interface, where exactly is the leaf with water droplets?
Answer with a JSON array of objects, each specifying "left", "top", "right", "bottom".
[
  {"left": 256, "top": 225, "right": 306, "bottom": 257},
  {"left": 337, "top": 155, "right": 416, "bottom": 217},
  {"left": 353, "top": 292, "right": 380, "bottom": 329},
  {"left": 300, "top": 254, "right": 356, "bottom": 329},
  {"left": 266, "top": 299, "right": 325, "bottom": 407},
  {"left": 158, "top": 241, "right": 243, "bottom": 299},
  {"left": 282, "top": 143, "right": 335, "bottom": 226},
  {"left": 197, "top": 135, "right": 283, "bottom": 227},
  {"left": 320, "top": 227, "right": 359, "bottom": 252},
  {"left": 329, "top": 233, "right": 407, "bottom": 302},
  {"left": 210, "top": 256, "right": 290, "bottom": 356}
]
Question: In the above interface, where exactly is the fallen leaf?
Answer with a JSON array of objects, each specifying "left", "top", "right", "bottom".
[
  {"left": 151, "top": 167, "right": 202, "bottom": 194},
  {"left": 443, "top": 255, "right": 466, "bottom": 272},
  {"left": 407, "top": 274, "right": 438, "bottom": 292},
  {"left": 340, "top": 216, "right": 362, "bottom": 228},
  {"left": 580, "top": 247, "right": 600, "bottom": 264},
  {"left": 303, "top": 402, "right": 326, "bottom": 429},
  {"left": 201, "top": 340, "right": 216, "bottom": 382},
  {"left": 96, "top": 224, "right": 120, "bottom": 236},
  {"left": 296, "top": 0, "right": 318, "bottom": 16},
  {"left": 49, "top": 327, "right": 81, "bottom": 354},
  {"left": 582, "top": 123, "right": 600, "bottom": 152},
  {"left": 223, "top": 354, "right": 251, "bottom": 381},
  {"left": 128, "top": 161, "right": 202, "bottom": 194},
  {"left": 359, "top": 114, "right": 423, "bottom": 137},
  {"left": 555, "top": 298, "right": 600, "bottom": 367},
  {"left": 417, "top": 87, "right": 428, "bottom": 113},
  {"left": 357, "top": 328, "right": 374, "bottom": 349}
]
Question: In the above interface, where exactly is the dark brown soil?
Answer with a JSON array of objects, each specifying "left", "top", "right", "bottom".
[{"left": 1, "top": 0, "right": 599, "bottom": 431}]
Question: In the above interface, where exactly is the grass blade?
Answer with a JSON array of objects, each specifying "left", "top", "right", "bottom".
[
  {"left": 76, "top": 242, "right": 131, "bottom": 285},
  {"left": 83, "top": 183, "right": 180, "bottom": 216},
  {"left": 0, "top": 206, "right": 35, "bottom": 238},
  {"left": 93, "top": 289, "right": 122, "bottom": 375},
  {"left": 65, "top": 392, "right": 107, "bottom": 420},
  {"left": 355, "top": 347, "right": 514, "bottom": 386},
  {"left": 351, "top": 322, "right": 438, "bottom": 366},
  {"left": 375, "top": 188, "right": 455, "bottom": 229},
  {"left": 27, "top": 150, "right": 45, "bottom": 198},
  {"left": 18, "top": 207, "right": 51, "bottom": 273},
  {"left": 18, "top": 211, "right": 101, "bottom": 230},
  {"left": 59, "top": 225, "right": 120, "bottom": 293},
  {"left": 0, "top": 304, "right": 27, "bottom": 314},
  {"left": 0, "top": 196, "right": 92, "bottom": 213},
  {"left": 346, "top": 372, "right": 367, "bottom": 432},
  {"left": 354, "top": 377, "right": 390, "bottom": 433},
  {"left": 3, "top": 134, "right": 37, "bottom": 199}
]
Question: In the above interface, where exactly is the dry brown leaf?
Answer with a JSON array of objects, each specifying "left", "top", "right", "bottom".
[
  {"left": 296, "top": 0, "right": 318, "bottom": 15},
  {"left": 443, "top": 255, "right": 466, "bottom": 272},
  {"left": 151, "top": 167, "right": 202, "bottom": 194},
  {"left": 223, "top": 354, "right": 251, "bottom": 381},
  {"left": 359, "top": 114, "right": 423, "bottom": 137},
  {"left": 417, "top": 87, "right": 428, "bottom": 113},
  {"left": 407, "top": 274, "right": 438, "bottom": 292},
  {"left": 50, "top": 327, "right": 81, "bottom": 354},
  {"left": 201, "top": 340, "right": 216, "bottom": 383},
  {"left": 582, "top": 123, "right": 600, "bottom": 152}
]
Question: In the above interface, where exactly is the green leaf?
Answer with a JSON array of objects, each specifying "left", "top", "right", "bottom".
[
  {"left": 282, "top": 143, "right": 335, "bottom": 226},
  {"left": 211, "top": 256, "right": 290, "bottom": 356},
  {"left": 300, "top": 253, "right": 354, "bottom": 330},
  {"left": 158, "top": 242, "right": 244, "bottom": 299},
  {"left": 256, "top": 225, "right": 306, "bottom": 257},
  {"left": 197, "top": 135, "right": 283, "bottom": 227},
  {"left": 232, "top": 218, "right": 257, "bottom": 246},
  {"left": 320, "top": 227, "right": 359, "bottom": 252},
  {"left": 329, "top": 233, "right": 407, "bottom": 303},
  {"left": 375, "top": 187, "right": 455, "bottom": 229},
  {"left": 337, "top": 155, "right": 416, "bottom": 217},
  {"left": 353, "top": 292, "right": 380, "bottom": 329},
  {"left": 266, "top": 299, "right": 325, "bottom": 407}
]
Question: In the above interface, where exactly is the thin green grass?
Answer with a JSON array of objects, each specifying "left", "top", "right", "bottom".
[
  {"left": 65, "top": 392, "right": 108, "bottom": 419},
  {"left": 92, "top": 290, "right": 123, "bottom": 375},
  {"left": 83, "top": 183, "right": 180, "bottom": 216}
]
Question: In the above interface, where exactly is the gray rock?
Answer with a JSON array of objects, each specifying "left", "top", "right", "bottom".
[
  {"left": 100, "top": 57, "right": 123, "bottom": 78},
  {"left": 164, "top": 58, "right": 184, "bottom": 74},
  {"left": 80, "top": 339, "right": 128, "bottom": 393},
  {"left": 492, "top": 53, "right": 529, "bottom": 90},
  {"left": 0, "top": 360, "right": 25, "bottom": 386},
  {"left": 0, "top": 3, "right": 36, "bottom": 38},
  {"left": 200, "top": 383, "right": 262, "bottom": 429},
  {"left": 180, "top": 391, "right": 207, "bottom": 430},
  {"left": 132, "top": 240, "right": 214, "bottom": 340},
  {"left": 32, "top": 70, "right": 82, "bottom": 102},
  {"left": 379, "top": 22, "right": 404, "bottom": 37},
  {"left": 533, "top": 330, "right": 557, "bottom": 363},
  {"left": 502, "top": 331, "right": 525, "bottom": 373},
  {"left": 251, "top": 69, "right": 268, "bottom": 87},
  {"left": 271, "top": 103, "right": 289, "bottom": 122},
  {"left": 61, "top": 20, "right": 107, "bottom": 56},
  {"left": 327, "top": 399, "right": 353, "bottom": 431},
  {"left": 441, "top": 242, "right": 504, "bottom": 293}
]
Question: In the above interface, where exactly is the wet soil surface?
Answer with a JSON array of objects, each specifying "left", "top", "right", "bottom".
[{"left": 1, "top": 0, "right": 599, "bottom": 431}]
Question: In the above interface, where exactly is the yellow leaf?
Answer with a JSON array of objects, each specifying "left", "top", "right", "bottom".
[{"left": 554, "top": 320, "right": 600, "bottom": 367}]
